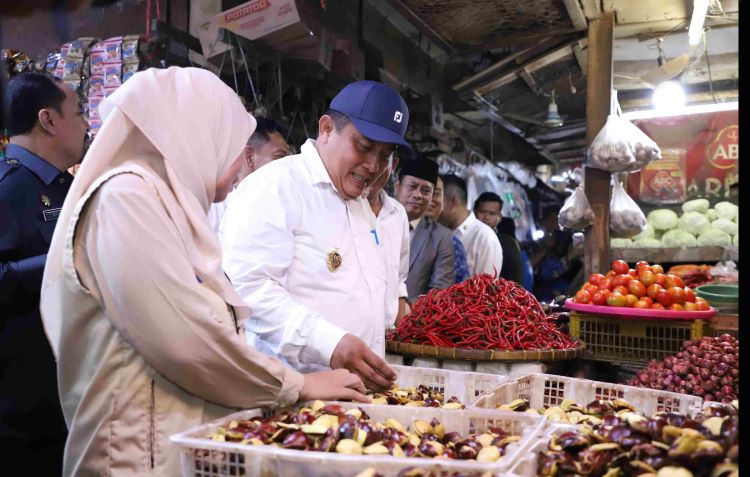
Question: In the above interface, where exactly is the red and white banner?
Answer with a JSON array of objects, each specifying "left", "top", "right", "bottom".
[{"left": 627, "top": 110, "right": 738, "bottom": 204}]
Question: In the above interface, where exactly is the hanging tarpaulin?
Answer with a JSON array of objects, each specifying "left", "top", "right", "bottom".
[
  {"left": 197, "top": 0, "right": 301, "bottom": 58},
  {"left": 627, "top": 109, "right": 738, "bottom": 204}
]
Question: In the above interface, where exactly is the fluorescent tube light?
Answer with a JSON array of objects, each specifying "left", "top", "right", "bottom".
[
  {"left": 622, "top": 101, "right": 738, "bottom": 120},
  {"left": 688, "top": 0, "right": 710, "bottom": 47}
]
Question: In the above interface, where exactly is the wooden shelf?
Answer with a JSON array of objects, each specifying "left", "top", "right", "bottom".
[{"left": 611, "top": 246, "right": 738, "bottom": 264}]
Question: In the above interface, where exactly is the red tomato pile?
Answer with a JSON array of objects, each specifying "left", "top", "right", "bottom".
[{"left": 573, "top": 260, "right": 711, "bottom": 311}]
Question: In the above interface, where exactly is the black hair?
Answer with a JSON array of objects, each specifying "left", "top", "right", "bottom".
[
  {"left": 325, "top": 109, "right": 352, "bottom": 131},
  {"left": 474, "top": 191, "right": 504, "bottom": 212},
  {"left": 441, "top": 174, "right": 468, "bottom": 205},
  {"left": 3, "top": 72, "right": 67, "bottom": 136},
  {"left": 497, "top": 217, "right": 516, "bottom": 236},
  {"left": 249, "top": 117, "right": 285, "bottom": 147}
]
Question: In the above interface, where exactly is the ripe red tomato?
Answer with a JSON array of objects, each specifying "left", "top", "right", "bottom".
[
  {"left": 584, "top": 284, "right": 599, "bottom": 295},
  {"left": 605, "top": 270, "right": 616, "bottom": 278},
  {"left": 694, "top": 297, "right": 710, "bottom": 311},
  {"left": 606, "top": 292, "right": 628, "bottom": 307},
  {"left": 662, "top": 275, "right": 676, "bottom": 290},
  {"left": 684, "top": 287, "right": 696, "bottom": 303},
  {"left": 611, "top": 260, "right": 630, "bottom": 275},
  {"left": 628, "top": 269, "right": 638, "bottom": 278},
  {"left": 683, "top": 302, "right": 698, "bottom": 312},
  {"left": 628, "top": 280, "right": 647, "bottom": 298},
  {"left": 592, "top": 290, "right": 610, "bottom": 306},
  {"left": 638, "top": 270, "right": 655, "bottom": 287},
  {"left": 633, "top": 300, "right": 651, "bottom": 309},
  {"left": 646, "top": 284, "right": 664, "bottom": 300},
  {"left": 668, "top": 274, "right": 685, "bottom": 288},
  {"left": 654, "top": 273, "right": 667, "bottom": 287},
  {"left": 588, "top": 273, "right": 606, "bottom": 287},
  {"left": 667, "top": 287, "right": 686, "bottom": 304},
  {"left": 611, "top": 274, "right": 631, "bottom": 288},
  {"left": 656, "top": 289, "right": 673, "bottom": 307},
  {"left": 635, "top": 261, "right": 650, "bottom": 271},
  {"left": 575, "top": 290, "right": 593, "bottom": 304},
  {"left": 613, "top": 285, "right": 630, "bottom": 296},
  {"left": 625, "top": 294, "right": 639, "bottom": 307},
  {"left": 651, "top": 303, "right": 665, "bottom": 310},
  {"left": 641, "top": 296, "right": 654, "bottom": 306},
  {"left": 669, "top": 303, "right": 684, "bottom": 311},
  {"left": 651, "top": 264, "right": 664, "bottom": 274},
  {"left": 599, "top": 278, "right": 613, "bottom": 290}
]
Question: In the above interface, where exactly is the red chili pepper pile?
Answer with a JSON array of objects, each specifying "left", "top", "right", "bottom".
[{"left": 389, "top": 274, "right": 577, "bottom": 350}]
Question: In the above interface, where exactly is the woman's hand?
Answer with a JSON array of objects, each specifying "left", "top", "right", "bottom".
[{"left": 300, "top": 369, "right": 371, "bottom": 403}]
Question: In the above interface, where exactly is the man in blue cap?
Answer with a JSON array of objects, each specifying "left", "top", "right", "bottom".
[{"left": 221, "top": 80, "right": 411, "bottom": 391}]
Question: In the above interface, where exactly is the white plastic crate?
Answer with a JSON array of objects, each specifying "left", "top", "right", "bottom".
[
  {"left": 506, "top": 423, "right": 577, "bottom": 477},
  {"left": 390, "top": 364, "right": 508, "bottom": 405},
  {"left": 688, "top": 400, "right": 736, "bottom": 418},
  {"left": 471, "top": 373, "right": 703, "bottom": 418},
  {"left": 170, "top": 402, "right": 545, "bottom": 477}
]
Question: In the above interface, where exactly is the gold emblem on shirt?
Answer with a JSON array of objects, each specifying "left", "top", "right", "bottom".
[
  {"left": 326, "top": 248, "right": 343, "bottom": 272},
  {"left": 40, "top": 194, "right": 52, "bottom": 207}
]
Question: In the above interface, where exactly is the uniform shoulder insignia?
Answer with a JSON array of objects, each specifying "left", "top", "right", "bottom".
[{"left": 0, "top": 158, "right": 21, "bottom": 182}]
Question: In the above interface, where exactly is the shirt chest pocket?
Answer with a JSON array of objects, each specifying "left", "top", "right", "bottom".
[
  {"left": 36, "top": 214, "right": 59, "bottom": 247},
  {"left": 294, "top": 226, "right": 358, "bottom": 280}
]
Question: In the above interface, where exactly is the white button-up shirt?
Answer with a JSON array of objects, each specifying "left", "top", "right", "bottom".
[
  {"left": 454, "top": 211, "right": 504, "bottom": 276},
  {"left": 373, "top": 190, "right": 409, "bottom": 328},
  {"left": 207, "top": 198, "right": 228, "bottom": 233},
  {"left": 220, "top": 139, "right": 387, "bottom": 372}
]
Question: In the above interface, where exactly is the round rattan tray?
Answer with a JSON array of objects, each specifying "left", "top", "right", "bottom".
[{"left": 385, "top": 340, "right": 585, "bottom": 362}]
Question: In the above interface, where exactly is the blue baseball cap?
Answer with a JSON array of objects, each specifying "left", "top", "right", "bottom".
[{"left": 329, "top": 80, "right": 414, "bottom": 156}]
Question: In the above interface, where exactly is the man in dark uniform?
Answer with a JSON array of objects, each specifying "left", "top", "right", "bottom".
[{"left": 1, "top": 72, "right": 88, "bottom": 472}]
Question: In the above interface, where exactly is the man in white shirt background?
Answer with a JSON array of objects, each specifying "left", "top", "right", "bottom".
[
  {"left": 394, "top": 156, "right": 455, "bottom": 301},
  {"left": 366, "top": 155, "right": 410, "bottom": 328},
  {"left": 221, "top": 80, "right": 411, "bottom": 391},
  {"left": 209, "top": 117, "right": 290, "bottom": 232},
  {"left": 439, "top": 174, "right": 504, "bottom": 277}
]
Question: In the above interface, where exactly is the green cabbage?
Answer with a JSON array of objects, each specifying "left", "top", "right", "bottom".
[
  {"left": 714, "top": 202, "right": 738, "bottom": 221},
  {"left": 677, "top": 211, "right": 711, "bottom": 236},
  {"left": 633, "top": 238, "right": 662, "bottom": 248},
  {"left": 697, "top": 229, "right": 732, "bottom": 247},
  {"left": 733, "top": 233, "right": 738, "bottom": 246},
  {"left": 682, "top": 199, "right": 710, "bottom": 214},
  {"left": 705, "top": 209, "right": 717, "bottom": 221},
  {"left": 632, "top": 223, "right": 656, "bottom": 240},
  {"left": 647, "top": 209, "right": 679, "bottom": 231},
  {"left": 610, "top": 238, "right": 633, "bottom": 248},
  {"left": 711, "top": 219, "right": 738, "bottom": 236},
  {"left": 661, "top": 229, "right": 698, "bottom": 247}
]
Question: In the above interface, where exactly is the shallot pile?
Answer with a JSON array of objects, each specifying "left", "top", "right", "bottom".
[{"left": 627, "top": 335, "right": 739, "bottom": 403}]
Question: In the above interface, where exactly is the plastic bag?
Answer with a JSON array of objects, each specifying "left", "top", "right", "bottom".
[
  {"left": 558, "top": 185, "right": 595, "bottom": 231},
  {"left": 620, "top": 119, "right": 661, "bottom": 169},
  {"left": 709, "top": 261, "right": 738, "bottom": 283},
  {"left": 609, "top": 180, "right": 647, "bottom": 238},
  {"left": 587, "top": 114, "right": 637, "bottom": 172},
  {"left": 586, "top": 92, "right": 661, "bottom": 172}
]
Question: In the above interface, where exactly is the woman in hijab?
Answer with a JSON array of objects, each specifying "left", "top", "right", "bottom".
[{"left": 39, "top": 67, "right": 368, "bottom": 476}]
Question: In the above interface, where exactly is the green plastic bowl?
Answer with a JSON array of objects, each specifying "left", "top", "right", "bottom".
[{"left": 695, "top": 284, "right": 738, "bottom": 311}]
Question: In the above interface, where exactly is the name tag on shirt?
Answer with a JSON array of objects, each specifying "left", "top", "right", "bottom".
[{"left": 42, "top": 208, "right": 62, "bottom": 222}]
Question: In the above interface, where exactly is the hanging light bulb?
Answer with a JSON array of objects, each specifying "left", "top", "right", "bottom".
[
  {"left": 543, "top": 90, "right": 563, "bottom": 128},
  {"left": 652, "top": 80, "right": 686, "bottom": 111}
]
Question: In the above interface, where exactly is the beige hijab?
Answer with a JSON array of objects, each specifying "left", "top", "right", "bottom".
[{"left": 41, "top": 67, "right": 256, "bottom": 323}]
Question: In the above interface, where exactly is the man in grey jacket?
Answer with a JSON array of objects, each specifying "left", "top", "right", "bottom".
[{"left": 394, "top": 155, "right": 455, "bottom": 302}]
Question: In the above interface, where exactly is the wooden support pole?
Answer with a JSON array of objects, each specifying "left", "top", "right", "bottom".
[{"left": 584, "top": 12, "right": 614, "bottom": 278}]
